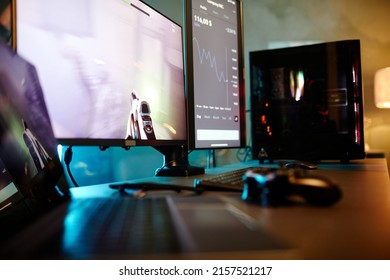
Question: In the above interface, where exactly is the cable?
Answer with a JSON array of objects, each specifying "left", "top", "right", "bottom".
[
  {"left": 236, "top": 146, "right": 252, "bottom": 162},
  {"left": 207, "top": 149, "right": 216, "bottom": 168},
  {"left": 64, "top": 146, "right": 79, "bottom": 187}
]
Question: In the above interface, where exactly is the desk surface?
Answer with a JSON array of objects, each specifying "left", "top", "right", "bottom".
[{"left": 2, "top": 158, "right": 390, "bottom": 260}]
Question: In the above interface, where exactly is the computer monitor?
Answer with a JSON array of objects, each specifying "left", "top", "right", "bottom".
[
  {"left": 250, "top": 40, "right": 365, "bottom": 162},
  {"left": 12, "top": 0, "right": 203, "bottom": 176},
  {"left": 184, "top": 0, "right": 246, "bottom": 149}
]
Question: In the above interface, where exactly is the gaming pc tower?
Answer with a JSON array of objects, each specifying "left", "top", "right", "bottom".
[{"left": 250, "top": 40, "right": 365, "bottom": 163}]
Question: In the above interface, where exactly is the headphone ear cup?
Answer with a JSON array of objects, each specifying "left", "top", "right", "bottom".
[
  {"left": 242, "top": 168, "right": 342, "bottom": 207},
  {"left": 242, "top": 171, "right": 289, "bottom": 206},
  {"left": 291, "top": 181, "right": 342, "bottom": 206},
  {"left": 242, "top": 176, "right": 259, "bottom": 202}
]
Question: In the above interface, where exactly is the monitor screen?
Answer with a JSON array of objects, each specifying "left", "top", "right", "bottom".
[
  {"left": 13, "top": 0, "right": 187, "bottom": 147},
  {"left": 184, "top": 0, "right": 246, "bottom": 149},
  {"left": 250, "top": 40, "right": 365, "bottom": 162},
  {"left": 0, "top": 158, "right": 22, "bottom": 213}
]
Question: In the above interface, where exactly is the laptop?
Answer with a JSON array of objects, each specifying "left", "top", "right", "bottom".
[
  {"left": 0, "top": 42, "right": 70, "bottom": 234},
  {"left": 0, "top": 43, "right": 291, "bottom": 259}
]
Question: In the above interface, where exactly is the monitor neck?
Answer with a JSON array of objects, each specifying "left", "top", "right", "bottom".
[{"left": 154, "top": 145, "right": 204, "bottom": 177}]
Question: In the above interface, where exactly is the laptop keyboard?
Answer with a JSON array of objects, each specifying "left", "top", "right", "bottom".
[{"left": 62, "top": 196, "right": 181, "bottom": 258}]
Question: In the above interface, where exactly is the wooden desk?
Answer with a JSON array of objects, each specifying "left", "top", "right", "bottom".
[
  {"left": 69, "top": 158, "right": 390, "bottom": 259},
  {"left": 216, "top": 158, "right": 390, "bottom": 259},
  {"left": 1, "top": 158, "right": 390, "bottom": 260}
]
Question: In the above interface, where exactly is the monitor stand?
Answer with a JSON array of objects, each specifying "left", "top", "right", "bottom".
[{"left": 154, "top": 145, "right": 204, "bottom": 177}]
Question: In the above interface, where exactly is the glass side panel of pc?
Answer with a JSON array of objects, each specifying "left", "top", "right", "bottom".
[
  {"left": 14, "top": 0, "right": 187, "bottom": 147},
  {"left": 184, "top": 0, "right": 246, "bottom": 149},
  {"left": 250, "top": 40, "right": 365, "bottom": 162}
]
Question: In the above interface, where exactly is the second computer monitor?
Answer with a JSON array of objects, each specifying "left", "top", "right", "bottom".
[{"left": 184, "top": 0, "right": 246, "bottom": 149}]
